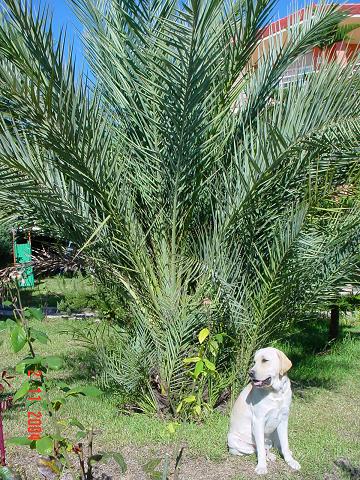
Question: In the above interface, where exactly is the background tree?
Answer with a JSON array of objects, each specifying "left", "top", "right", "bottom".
[{"left": 0, "top": 225, "right": 12, "bottom": 268}]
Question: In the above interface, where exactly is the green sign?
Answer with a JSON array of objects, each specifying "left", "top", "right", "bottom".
[{"left": 14, "top": 241, "right": 34, "bottom": 288}]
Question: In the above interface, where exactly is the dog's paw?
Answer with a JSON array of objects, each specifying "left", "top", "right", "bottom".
[
  {"left": 228, "top": 448, "right": 244, "bottom": 456},
  {"left": 255, "top": 464, "right": 268, "bottom": 475},
  {"left": 267, "top": 451, "right": 276, "bottom": 462},
  {"left": 286, "top": 458, "right": 301, "bottom": 471}
]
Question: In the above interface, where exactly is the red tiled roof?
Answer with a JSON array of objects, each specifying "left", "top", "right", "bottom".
[{"left": 261, "top": 3, "right": 360, "bottom": 38}]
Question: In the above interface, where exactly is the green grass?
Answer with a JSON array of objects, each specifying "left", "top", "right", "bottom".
[
  {"left": 16, "top": 274, "right": 97, "bottom": 311},
  {"left": 1, "top": 314, "right": 360, "bottom": 479}
]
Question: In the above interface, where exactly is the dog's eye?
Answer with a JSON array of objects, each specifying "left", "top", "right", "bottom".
[{"left": 262, "top": 359, "right": 268, "bottom": 363}]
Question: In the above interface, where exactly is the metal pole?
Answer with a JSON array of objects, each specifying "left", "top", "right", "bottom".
[
  {"left": 12, "top": 229, "right": 16, "bottom": 267},
  {"left": 0, "top": 406, "right": 6, "bottom": 466}
]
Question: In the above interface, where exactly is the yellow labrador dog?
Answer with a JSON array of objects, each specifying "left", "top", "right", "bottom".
[{"left": 228, "top": 347, "right": 300, "bottom": 475}]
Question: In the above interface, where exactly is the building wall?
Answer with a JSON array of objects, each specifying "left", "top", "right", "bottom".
[{"left": 252, "top": 4, "right": 360, "bottom": 81}]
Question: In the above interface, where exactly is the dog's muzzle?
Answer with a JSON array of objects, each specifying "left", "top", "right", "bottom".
[{"left": 250, "top": 376, "right": 272, "bottom": 388}]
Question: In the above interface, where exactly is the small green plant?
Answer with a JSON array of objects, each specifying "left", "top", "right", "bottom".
[
  {"left": 0, "top": 466, "right": 23, "bottom": 480},
  {"left": 143, "top": 447, "right": 184, "bottom": 480},
  {"left": 0, "top": 283, "right": 126, "bottom": 480},
  {"left": 0, "top": 371, "right": 14, "bottom": 477},
  {"left": 176, "top": 328, "right": 225, "bottom": 419}
]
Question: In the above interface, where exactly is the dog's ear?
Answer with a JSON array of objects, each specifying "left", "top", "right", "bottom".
[{"left": 277, "top": 350, "right": 292, "bottom": 375}]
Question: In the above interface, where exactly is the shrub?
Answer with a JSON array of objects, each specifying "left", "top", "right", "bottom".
[
  {"left": 0, "top": 226, "right": 12, "bottom": 268},
  {"left": 54, "top": 275, "right": 98, "bottom": 314}
]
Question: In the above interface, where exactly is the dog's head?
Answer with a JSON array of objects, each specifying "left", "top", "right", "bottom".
[{"left": 249, "top": 347, "right": 292, "bottom": 389}]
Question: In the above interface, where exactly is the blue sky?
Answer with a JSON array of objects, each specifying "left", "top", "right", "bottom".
[{"left": 36, "top": 0, "right": 359, "bottom": 68}]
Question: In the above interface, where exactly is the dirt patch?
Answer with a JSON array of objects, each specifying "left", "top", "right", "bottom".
[
  {"left": 5, "top": 444, "right": 301, "bottom": 480},
  {"left": 120, "top": 445, "right": 244, "bottom": 480}
]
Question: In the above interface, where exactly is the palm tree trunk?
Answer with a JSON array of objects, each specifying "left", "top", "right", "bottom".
[{"left": 329, "top": 304, "right": 340, "bottom": 341}]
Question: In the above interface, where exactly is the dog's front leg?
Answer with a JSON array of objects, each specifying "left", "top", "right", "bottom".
[
  {"left": 276, "top": 417, "right": 301, "bottom": 471},
  {"left": 253, "top": 417, "right": 267, "bottom": 475}
]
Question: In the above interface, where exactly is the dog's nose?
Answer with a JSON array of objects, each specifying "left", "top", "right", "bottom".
[{"left": 249, "top": 369, "right": 255, "bottom": 378}]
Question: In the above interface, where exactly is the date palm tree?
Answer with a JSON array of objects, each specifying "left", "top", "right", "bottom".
[{"left": 0, "top": 0, "right": 359, "bottom": 414}]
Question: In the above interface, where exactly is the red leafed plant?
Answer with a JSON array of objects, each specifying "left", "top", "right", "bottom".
[{"left": 0, "top": 370, "right": 14, "bottom": 466}]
